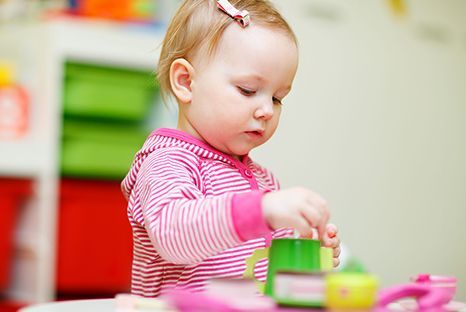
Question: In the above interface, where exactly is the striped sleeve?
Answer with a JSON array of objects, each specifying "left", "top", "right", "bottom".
[{"left": 136, "top": 148, "right": 244, "bottom": 265}]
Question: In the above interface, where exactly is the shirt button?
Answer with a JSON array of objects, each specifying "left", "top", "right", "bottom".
[{"left": 244, "top": 169, "right": 253, "bottom": 178}]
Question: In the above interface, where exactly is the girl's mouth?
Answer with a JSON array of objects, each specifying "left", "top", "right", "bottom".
[{"left": 245, "top": 130, "right": 264, "bottom": 138}]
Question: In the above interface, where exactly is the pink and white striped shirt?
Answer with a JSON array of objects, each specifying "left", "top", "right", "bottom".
[{"left": 121, "top": 128, "right": 293, "bottom": 297}]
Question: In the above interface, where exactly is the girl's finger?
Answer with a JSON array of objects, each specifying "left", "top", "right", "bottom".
[
  {"left": 306, "top": 194, "right": 329, "bottom": 239},
  {"left": 322, "top": 234, "right": 339, "bottom": 248},
  {"left": 294, "top": 217, "right": 314, "bottom": 238},
  {"left": 326, "top": 223, "right": 338, "bottom": 238},
  {"left": 299, "top": 205, "right": 323, "bottom": 237},
  {"left": 333, "top": 246, "right": 341, "bottom": 257},
  {"left": 330, "top": 236, "right": 340, "bottom": 248}
]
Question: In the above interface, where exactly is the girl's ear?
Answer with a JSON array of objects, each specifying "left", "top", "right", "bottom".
[{"left": 169, "top": 58, "right": 195, "bottom": 104}]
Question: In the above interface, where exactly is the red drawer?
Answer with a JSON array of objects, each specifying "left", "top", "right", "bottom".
[
  {"left": 0, "top": 178, "right": 31, "bottom": 291},
  {"left": 56, "top": 179, "right": 132, "bottom": 294}
]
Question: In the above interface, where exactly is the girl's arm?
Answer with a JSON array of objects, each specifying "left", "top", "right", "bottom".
[{"left": 134, "top": 148, "right": 271, "bottom": 265}]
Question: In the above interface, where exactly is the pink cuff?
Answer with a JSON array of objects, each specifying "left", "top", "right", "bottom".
[{"left": 231, "top": 191, "right": 272, "bottom": 241}]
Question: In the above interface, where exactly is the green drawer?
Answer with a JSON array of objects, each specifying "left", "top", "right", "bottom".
[
  {"left": 60, "top": 122, "right": 148, "bottom": 179},
  {"left": 63, "top": 63, "right": 158, "bottom": 121}
]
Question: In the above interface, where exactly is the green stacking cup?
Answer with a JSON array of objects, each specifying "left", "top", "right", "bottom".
[{"left": 244, "top": 238, "right": 321, "bottom": 296}]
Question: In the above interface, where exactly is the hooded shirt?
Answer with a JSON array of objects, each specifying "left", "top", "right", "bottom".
[{"left": 121, "top": 128, "right": 292, "bottom": 297}]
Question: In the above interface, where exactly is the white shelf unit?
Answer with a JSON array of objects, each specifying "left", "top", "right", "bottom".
[{"left": 0, "top": 17, "right": 166, "bottom": 303}]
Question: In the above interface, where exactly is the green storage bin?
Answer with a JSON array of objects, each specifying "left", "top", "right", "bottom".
[
  {"left": 63, "top": 63, "right": 158, "bottom": 121},
  {"left": 60, "top": 121, "right": 148, "bottom": 179}
]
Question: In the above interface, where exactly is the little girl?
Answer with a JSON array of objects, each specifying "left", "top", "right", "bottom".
[{"left": 122, "top": 0, "right": 340, "bottom": 298}]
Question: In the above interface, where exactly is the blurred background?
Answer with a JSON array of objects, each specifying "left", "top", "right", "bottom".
[{"left": 0, "top": 0, "right": 465, "bottom": 311}]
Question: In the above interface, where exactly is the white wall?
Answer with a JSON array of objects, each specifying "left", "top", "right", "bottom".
[{"left": 253, "top": 0, "right": 466, "bottom": 300}]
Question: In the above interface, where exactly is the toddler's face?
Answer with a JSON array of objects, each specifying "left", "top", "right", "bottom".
[{"left": 181, "top": 23, "right": 298, "bottom": 159}]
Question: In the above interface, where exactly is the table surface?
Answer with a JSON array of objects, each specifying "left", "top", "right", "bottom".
[
  {"left": 19, "top": 299, "right": 116, "bottom": 312},
  {"left": 19, "top": 298, "right": 466, "bottom": 312}
]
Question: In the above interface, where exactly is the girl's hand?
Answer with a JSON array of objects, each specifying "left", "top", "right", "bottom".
[
  {"left": 262, "top": 187, "right": 330, "bottom": 239},
  {"left": 322, "top": 223, "right": 341, "bottom": 268}
]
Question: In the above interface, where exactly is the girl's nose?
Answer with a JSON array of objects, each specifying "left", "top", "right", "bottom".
[{"left": 254, "top": 100, "right": 274, "bottom": 120}]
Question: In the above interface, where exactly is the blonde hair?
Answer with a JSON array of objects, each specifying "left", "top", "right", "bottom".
[{"left": 157, "top": 0, "right": 297, "bottom": 102}]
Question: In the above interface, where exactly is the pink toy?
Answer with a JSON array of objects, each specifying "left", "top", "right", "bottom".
[
  {"left": 377, "top": 273, "right": 457, "bottom": 311},
  {"left": 377, "top": 283, "right": 450, "bottom": 310},
  {"left": 166, "top": 290, "right": 237, "bottom": 312},
  {"left": 164, "top": 289, "right": 278, "bottom": 312},
  {"left": 411, "top": 274, "right": 457, "bottom": 305}
]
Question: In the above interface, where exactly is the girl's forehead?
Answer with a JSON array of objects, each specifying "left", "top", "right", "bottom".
[
  {"left": 189, "top": 23, "right": 298, "bottom": 84},
  {"left": 200, "top": 24, "right": 298, "bottom": 88},
  {"left": 221, "top": 22, "right": 295, "bottom": 48},
  {"left": 216, "top": 24, "right": 297, "bottom": 65},
  {"left": 209, "top": 24, "right": 295, "bottom": 62}
]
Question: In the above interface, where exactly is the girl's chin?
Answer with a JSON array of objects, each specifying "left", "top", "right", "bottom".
[
  {"left": 213, "top": 139, "right": 263, "bottom": 159},
  {"left": 221, "top": 148, "right": 252, "bottom": 160}
]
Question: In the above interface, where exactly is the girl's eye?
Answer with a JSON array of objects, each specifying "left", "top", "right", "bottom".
[
  {"left": 238, "top": 86, "right": 256, "bottom": 96},
  {"left": 273, "top": 97, "right": 283, "bottom": 105}
]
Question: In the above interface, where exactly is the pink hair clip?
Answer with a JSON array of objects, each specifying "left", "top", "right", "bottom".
[{"left": 216, "top": 0, "right": 250, "bottom": 28}]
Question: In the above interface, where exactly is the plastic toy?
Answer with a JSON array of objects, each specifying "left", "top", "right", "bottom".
[
  {"left": 0, "top": 62, "right": 28, "bottom": 139},
  {"left": 378, "top": 283, "right": 448, "bottom": 310},
  {"left": 325, "top": 272, "right": 379, "bottom": 309},
  {"left": 411, "top": 274, "right": 457, "bottom": 304}
]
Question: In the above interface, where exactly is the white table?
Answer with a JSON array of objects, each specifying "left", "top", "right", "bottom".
[
  {"left": 18, "top": 297, "right": 466, "bottom": 312},
  {"left": 19, "top": 299, "right": 115, "bottom": 312},
  {"left": 19, "top": 298, "right": 170, "bottom": 312}
]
